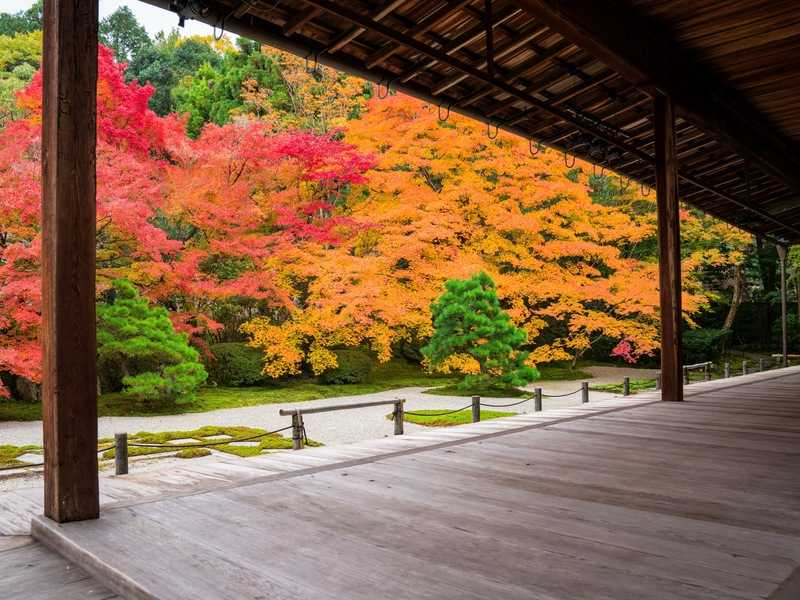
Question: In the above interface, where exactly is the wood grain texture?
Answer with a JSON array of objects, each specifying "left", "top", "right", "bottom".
[
  {"left": 655, "top": 94, "right": 683, "bottom": 402},
  {"left": 0, "top": 541, "right": 119, "bottom": 599},
  {"left": 31, "top": 370, "right": 800, "bottom": 599},
  {"left": 41, "top": 0, "right": 100, "bottom": 522}
]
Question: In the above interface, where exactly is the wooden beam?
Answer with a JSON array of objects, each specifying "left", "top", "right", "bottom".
[
  {"left": 41, "top": 0, "right": 100, "bottom": 522},
  {"left": 654, "top": 94, "right": 683, "bottom": 402},
  {"left": 516, "top": 0, "right": 800, "bottom": 196}
]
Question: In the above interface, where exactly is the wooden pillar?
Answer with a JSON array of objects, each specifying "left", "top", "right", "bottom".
[
  {"left": 41, "top": 0, "right": 100, "bottom": 522},
  {"left": 654, "top": 94, "right": 683, "bottom": 402},
  {"left": 777, "top": 244, "right": 789, "bottom": 367}
]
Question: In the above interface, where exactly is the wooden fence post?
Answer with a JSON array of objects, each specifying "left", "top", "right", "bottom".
[
  {"left": 471, "top": 396, "right": 481, "bottom": 423},
  {"left": 114, "top": 433, "right": 128, "bottom": 476},
  {"left": 742, "top": 360, "right": 748, "bottom": 376},
  {"left": 704, "top": 363, "right": 711, "bottom": 381},
  {"left": 581, "top": 381, "right": 589, "bottom": 403},
  {"left": 534, "top": 388, "right": 542, "bottom": 412},
  {"left": 291, "top": 411, "right": 304, "bottom": 450},
  {"left": 622, "top": 376, "right": 630, "bottom": 396},
  {"left": 655, "top": 373, "right": 661, "bottom": 390},
  {"left": 393, "top": 400, "right": 404, "bottom": 435},
  {"left": 724, "top": 362, "right": 730, "bottom": 378},
  {"left": 682, "top": 366, "right": 689, "bottom": 385},
  {"left": 759, "top": 358, "right": 766, "bottom": 372}
]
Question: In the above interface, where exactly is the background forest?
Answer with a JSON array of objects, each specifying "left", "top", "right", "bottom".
[{"left": 1, "top": 2, "right": 798, "bottom": 406}]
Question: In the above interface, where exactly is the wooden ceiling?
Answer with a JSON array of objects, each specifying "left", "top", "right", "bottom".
[{"left": 144, "top": 0, "right": 800, "bottom": 243}]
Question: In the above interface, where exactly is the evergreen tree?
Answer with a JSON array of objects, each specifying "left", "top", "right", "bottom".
[
  {"left": 0, "top": 1, "right": 42, "bottom": 37},
  {"left": 97, "top": 280, "right": 207, "bottom": 402},
  {"left": 100, "top": 6, "right": 152, "bottom": 63},
  {"left": 422, "top": 272, "right": 539, "bottom": 390}
]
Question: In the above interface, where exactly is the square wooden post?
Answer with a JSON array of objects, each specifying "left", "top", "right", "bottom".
[
  {"left": 654, "top": 94, "right": 683, "bottom": 402},
  {"left": 777, "top": 244, "right": 789, "bottom": 367},
  {"left": 41, "top": 0, "right": 100, "bottom": 522}
]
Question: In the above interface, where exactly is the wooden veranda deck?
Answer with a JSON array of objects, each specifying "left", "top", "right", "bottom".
[{"left": 15, "top": 368, "right": 800, "bottom": 599}]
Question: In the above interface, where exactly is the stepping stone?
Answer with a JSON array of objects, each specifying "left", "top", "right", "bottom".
[
  {"left": 16, "top": 453, "right": 44, "bottom": 464},
  {"left": 167, "top": 438, "right": 200, "bottom": 445},
  {"left": 226, "top": 441, "right": 261, "bottom": 447},
  {"left": 203, "top": 435, "right": 232, "bottom": 441}
]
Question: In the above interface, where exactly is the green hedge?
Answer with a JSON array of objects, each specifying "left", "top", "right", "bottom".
[
  {"left": 206, "top": 343, "right": 267, "bottom": 387},
  {"left": 319, "top": 348, "right": 374, "bottom": 384}
]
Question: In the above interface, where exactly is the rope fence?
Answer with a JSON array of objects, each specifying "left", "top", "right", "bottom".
[{"left": 4, "top": 356, "right": 794, "bottom": 477}]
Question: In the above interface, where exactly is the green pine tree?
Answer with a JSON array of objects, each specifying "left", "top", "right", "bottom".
[
  {"left": 97, "top": 280, "right": 207, "bottom": 402},
  {"left": 422, "top": 272, "right": 539, "bottom": 391}
]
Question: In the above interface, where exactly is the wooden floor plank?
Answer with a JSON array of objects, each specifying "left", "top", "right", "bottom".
[{"left": 28, "top": 369, "right": 800, "bottom": 599}]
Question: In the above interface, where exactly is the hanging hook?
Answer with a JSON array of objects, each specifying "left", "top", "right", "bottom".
[
  {"left": 564, "top": 151, "right": 576, "bottom": 168},
  {"left": 437, "top": 103, "right": 451, "bottom": 122},
  {"left": 619, "top": 176, "right": 631, "bottom": 192},
  {"left": 641, "top": 183, "right": 651, "bottom": 197},
  {"left": 487, "top": 121, "right": 499, "bottom": 140},
  {"left": 304, "top": 51, "right": 319, "bottom": 73},
  {"left": 376, "top": 78, "right": 392, "bottom": 99},
  {"left": 529, "top": 139, "right": 542, "bottom": 156}
]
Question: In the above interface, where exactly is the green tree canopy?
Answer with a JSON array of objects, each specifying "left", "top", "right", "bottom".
[
  {"left": 0, "top": 1, "right": 42, "bottom": 36},
  {"left": 99, "top": 6, "right": 152, "bottom": 63},
  {"left": 422, "top": 272, "right": 539, "bottom": 391},
  {"left": 97, "top": 280, "right": 207, "bottom": 402},
  {"left": 126, "top": 32, "right": 221, "bottom": 115}
]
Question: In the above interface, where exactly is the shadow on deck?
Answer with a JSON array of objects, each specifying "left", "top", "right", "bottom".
[{"left": 18, "top": 368, "right": 800, "bottom": 599}]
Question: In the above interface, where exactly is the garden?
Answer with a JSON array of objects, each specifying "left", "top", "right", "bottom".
[{"left": 1, "top": 3, "right": 798, "bottom": 430}]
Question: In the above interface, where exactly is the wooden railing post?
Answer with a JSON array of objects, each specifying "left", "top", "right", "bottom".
[
  {"left": 655, "top": 373, "right": 661, "bottom": 390},
  {"left": 581, "top": 381, "right": 589, "bottom": 403},
  {"left": 471, "top": 396, "right": 481, "bottom": 423},
  {"left": 291, "top": 411, "right": 304, "bottom": 450},
  {"left": 778, "top": 244, "right": 789, "bottom": 367},
  {"left": 724, "top": 362, "right": 730, "bottom": 378},
  {"left": 622, "top": 377, "right": 630, "bottom": 396},
  {"left": 742, "top": 360, "right": 748, "bottom": 376},
  {"left": 393, "top": 400, "right": 404, "bottom": 435},
  {"left": 704, "top": 363, "right": 711, "bottom": 381},
  {"left": 114, "top": 433, "right": 128, "bottom": 476},
  {"left": 534, "top": 388, "right": 542, "bottom": 412},
  {"left": 683, "top": 366, "right": 690, "bottom": 385},
  {"left": 759, "top": 358, "right": 766, "bottom": 372}
]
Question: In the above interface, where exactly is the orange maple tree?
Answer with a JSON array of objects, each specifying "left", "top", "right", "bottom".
[{"left": 243, "top": 95, "right": 713, "bottom": 375}]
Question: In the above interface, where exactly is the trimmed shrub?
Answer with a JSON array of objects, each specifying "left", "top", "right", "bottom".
[
  {"left": 206, "top": 343, "right": 266, "bottom": 387},
  {"left": 319, "top": 348, "right": 374, "bottom": 384},
  {"left": 682, "top": 328, "right": 731, "bottom": 364}
]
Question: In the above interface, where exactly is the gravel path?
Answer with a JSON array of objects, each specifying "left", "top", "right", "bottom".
[{"left": 0, "top": 366, "right": 656, "bottom": 447}]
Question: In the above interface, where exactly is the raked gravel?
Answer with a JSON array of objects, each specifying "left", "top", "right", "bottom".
[{"left": 0, "top": 366, "right": 657, "bottom": 447}]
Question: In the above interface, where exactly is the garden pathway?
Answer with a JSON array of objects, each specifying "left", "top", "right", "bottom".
[{"left": 0, "top": 366, "right": 652, "bottom": 447}]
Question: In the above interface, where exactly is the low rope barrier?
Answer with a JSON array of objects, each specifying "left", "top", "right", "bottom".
[
  {"left": 0, "top": 461, "right": 43, "bottom": 471},
  {"left": 480, "top": 398, "right": 530, "bottom": 408},
  {"left": 404, "top": 404, "right": 473, "bottom": 417},
  {"left": 542, "top": 387, "right": 583, "bottom": 398}
]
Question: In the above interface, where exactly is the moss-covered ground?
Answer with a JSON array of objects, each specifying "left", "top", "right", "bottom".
[{"left": 397, "top": 408, "right": 515, "bottom": 427}]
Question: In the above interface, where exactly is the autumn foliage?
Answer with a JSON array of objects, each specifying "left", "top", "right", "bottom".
[{"left": 0, "top": 44, "right": 752, "bottom": 399}]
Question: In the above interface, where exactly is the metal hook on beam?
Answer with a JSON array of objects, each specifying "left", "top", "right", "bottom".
[
  {"left": 641, "top": 183, "right": 651, "bottom": 197},
  {"left": 487, "top": 121, "right": 499, "bottom": 140},
  {"left": 437, "top": 103, "right": 451, "bottom": 122},
  {"left": 376, "top": 78, "right": 392, "bottom": 99},
  {"left": 529, "top": 139, "right": 542, "bottom": 156},
  {"left": 564, "top": 151, "right": 576, "bottom": 168}
]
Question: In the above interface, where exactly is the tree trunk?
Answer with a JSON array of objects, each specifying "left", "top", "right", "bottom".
[{"left": 723, "top": 263, "right": 744, "bottom": 330}]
